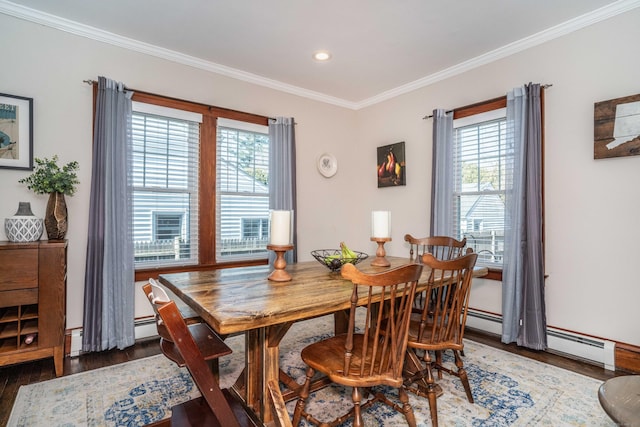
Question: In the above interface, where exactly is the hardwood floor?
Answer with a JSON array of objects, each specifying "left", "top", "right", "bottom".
[{"left": 0, "top": 330, "right": 622, "bottom": 426}]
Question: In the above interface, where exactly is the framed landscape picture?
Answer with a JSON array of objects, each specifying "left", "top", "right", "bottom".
[
  {"left": 377, "top": 141, "right": 406, "bottom": 187},
  {"left": 0, "top": 93, "right": 33, "bottom": 170}
]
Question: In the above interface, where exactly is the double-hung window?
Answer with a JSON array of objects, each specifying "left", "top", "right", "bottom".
[
  {"left": 453, "top": 108, "right": 508, "bottom": 269},
  {"left": 127, "top": 92, "right": 270, "bottom": 280},
  {"left": 131, "top": 103, "right": 201, "bottom": 267},
  {"left": 216, "top": 118, "right": 270, "bottom": 261}
]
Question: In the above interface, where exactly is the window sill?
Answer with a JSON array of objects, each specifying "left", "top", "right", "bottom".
[
  {"left": 135, "top": 258, "right": 268, "bottom": 282},
  {"left": 483, "top": 268, "right": 502, "bottom": 281}
]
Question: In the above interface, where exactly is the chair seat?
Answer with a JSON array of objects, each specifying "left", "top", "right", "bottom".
[
  {"left": 407, "top": 314, "right": 464, "bottom": 352},
  {"left": 301, "top": 333, "right": 403, "bottom": 388},
  {"left": 160, "top": 323, "right": 232, "bottom": 367},
  {"left": 598, "top": 375, "right": 640, "bottom": 426}
]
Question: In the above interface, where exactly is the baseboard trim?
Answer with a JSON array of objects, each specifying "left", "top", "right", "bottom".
[
  {"left": 466, "top": 309, "right": 618, "bottom": 370},
  {"left": 67, "top": 317, "right": 159, "bottom": 357},
  {"left": 615, "top": 342, "right": 640, "bottom": 373}
]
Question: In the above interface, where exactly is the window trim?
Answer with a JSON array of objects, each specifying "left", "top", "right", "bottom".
[{"left": 126, "top": 91, "right": 270, "bottom": 281}]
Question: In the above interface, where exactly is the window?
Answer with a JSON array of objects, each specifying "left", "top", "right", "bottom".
[
  {"left": 131, "top": 103, "right": 201, "bottom": 268},
  {"left": 453, "top": 108, "right": 508, "bottom": 268},
  {"left": 242, "top": 218, "right": 269, "bottom": 239},
  {"left": 154, "top": 212, "right": 183, "bottom": 240},
  {"left": 127, "top": 92, "right": 270, "bottom": 279},
  {"left": 216, "top": 118, "right": 270, "bottom": 261}
]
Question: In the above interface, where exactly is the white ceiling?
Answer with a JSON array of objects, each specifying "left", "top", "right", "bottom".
[{"left": 2, "top": 0, "right": 639, "bottom": 109}]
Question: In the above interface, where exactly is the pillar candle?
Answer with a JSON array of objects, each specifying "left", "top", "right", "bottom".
[
  {"left": 371, "top": 211, "right": 391, "bottom": 238},
  {"left": 269, "top": 210, "right": 292, "bottom": 245}
]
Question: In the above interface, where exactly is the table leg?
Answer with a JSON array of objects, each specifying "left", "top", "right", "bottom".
[
  {"left": 244, "top": 323, "right": 293, "bottom": 424},
  {"left": 334, "top": 309, "right": 349, "bottom": 335},
  {"left": 244, "top": 329, "right": 264, "bottom": 417}
]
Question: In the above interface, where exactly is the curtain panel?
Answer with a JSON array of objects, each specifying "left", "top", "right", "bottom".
[
  {"left": 82, "top": 76, "right": 135, "bottom": 352},
  {"left": 430, "top": 109, "right": 454, "bottom": 236},
  {"left": 502, "top": 83, "right": 547, "bottom": 350},
  {"left": 268, "top": 117, "right": 297, "bottom": 264}
]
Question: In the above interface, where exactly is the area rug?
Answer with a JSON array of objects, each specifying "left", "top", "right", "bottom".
[{"left": 8, "top": 313, "right": 614, "bottom": 426}]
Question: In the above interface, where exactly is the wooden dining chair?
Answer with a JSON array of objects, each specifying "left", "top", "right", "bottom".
[
  {"left": 403, "top": 252, "right": 478, "bottom": 427},
  {"left": 404, "top": 234, "right": 467, "bottom": 263},
  {"left": 292, "top": 262, "right": 423, "bottom": 427},
  {"left": 142, "top": 279, "right": 232, "bottom": 373},
  {"left": 153, "top": 297, "right": 262, "bottom": 427}
]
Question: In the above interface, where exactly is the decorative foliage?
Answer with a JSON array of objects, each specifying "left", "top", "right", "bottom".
[{"left": 19, "top": 155, "right": 79, "bottom": 196}]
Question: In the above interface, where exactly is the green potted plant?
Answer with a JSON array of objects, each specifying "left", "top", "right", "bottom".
[{"left": 19, "top": 156, "right": 79, "bottom": 240}]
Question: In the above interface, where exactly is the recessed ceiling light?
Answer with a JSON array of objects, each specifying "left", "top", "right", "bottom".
[{"left": 313, "top": 51, "right": 332, "bottom": 61}]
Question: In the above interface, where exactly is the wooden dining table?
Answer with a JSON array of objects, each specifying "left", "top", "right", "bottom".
[{"left": 159, "top": 256, "right": 487, "bottom": 423}]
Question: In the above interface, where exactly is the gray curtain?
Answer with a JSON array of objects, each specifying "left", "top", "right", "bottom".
[
  {"left": 82, "top": 76, "right": 135, "bottom": 352},
  {"left": 268, "top": 117, "right": 297, "bottom": 264},
  {"left": 430, "top": 109, "right": 454, "bottom": 236},
  {"left": 501, "top": 83, "right": 547, "bottom": 350}
]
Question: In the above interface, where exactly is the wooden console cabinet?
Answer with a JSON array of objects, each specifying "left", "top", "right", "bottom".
[{"left": 0, "top": 240, "right": 67, "bottom": 376}]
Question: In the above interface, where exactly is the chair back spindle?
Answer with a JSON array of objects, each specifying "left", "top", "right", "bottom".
[{"left": 340, "top": 262, "right": 422, "bottom": 386}]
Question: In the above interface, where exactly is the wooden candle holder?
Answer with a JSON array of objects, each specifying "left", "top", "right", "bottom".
[
  {"left": 370, "top": 237, "right": 391, "bottom": 267},
  {"left": 267, "top": 244, "right": 294, "bottom": 282}
]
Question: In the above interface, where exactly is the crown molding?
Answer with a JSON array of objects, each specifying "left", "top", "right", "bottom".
[
  {"left": 0, "top": 0, "right": 359, "bottom": 109},
  {"left": 354, "top": 0, "right": 640, "bottom": 109},
  {"left": 1, "top": 0, "right": 639, "bottom": 110}
]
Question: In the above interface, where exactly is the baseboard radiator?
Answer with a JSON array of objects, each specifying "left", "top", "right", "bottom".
[
  {"left": 466, "top": 309, "right": 616, "bottom": 371},
  {"left": 70, "top": 312, "right": 616, "bottom": 371},
  {"left": 69, "top": 317, "right": 159, "bottom": 357}
]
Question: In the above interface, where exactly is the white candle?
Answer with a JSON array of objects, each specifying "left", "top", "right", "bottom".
[
  {"left": 269, "top": 210, "right": 292, "bottom": 245},
  {"left": 371, "top": 211, "right": 391, "bottom": 238}
]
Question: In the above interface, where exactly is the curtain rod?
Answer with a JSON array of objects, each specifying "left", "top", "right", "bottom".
[
  {"left": 83, "top": 79, "right": 289, "bottom": 123},
  {"left": 422, "top": 83, "right": 553, "bottom": 120}
]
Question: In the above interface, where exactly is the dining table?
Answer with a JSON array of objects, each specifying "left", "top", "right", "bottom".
[{"left": 159, "top": 255, "right": 488, "bottom": 423}]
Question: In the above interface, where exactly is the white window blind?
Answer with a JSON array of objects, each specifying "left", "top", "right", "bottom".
[
  {"left": 453, "top": 108, "right": 509, "bottom": 267},
  {"left": 216, "top": 118, "right": 270, "bottom": 261},
  {"left": 131, "top": 104, "right": 200, "bottom": 267}
]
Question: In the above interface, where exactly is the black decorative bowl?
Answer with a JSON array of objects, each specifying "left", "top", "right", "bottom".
[{"left": 311, "top": 249, "right": 369, "bottom": 272}]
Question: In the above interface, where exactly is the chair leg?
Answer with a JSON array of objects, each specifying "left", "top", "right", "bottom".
[
  {"left": 454, "top": 350, "right": 474, "bottom": 403},
  {"left": 292, "top": 366, "right": 314, "bottom": 426},
  {"left": 423, "top": 355, "right": 439, "bottom": 427},
  {"left": 435, "top": 350, "right": 443, "bottom": 380},
  {"left": 398, "top": 386, "right": 417, "bottom": 427},
  {"left": 352, "top": 386, "right": 364, "bottom": 427}
]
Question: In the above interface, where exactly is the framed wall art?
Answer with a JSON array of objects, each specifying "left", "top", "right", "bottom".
[
  {"left": 594, "top": 93, "right": 640, "bottom": 159},
  {"left": 0, "top": 93, "right": 33, "bottom": 170},
  {"left": 377, "top": 141, "right": 406, "bottom": 187}
]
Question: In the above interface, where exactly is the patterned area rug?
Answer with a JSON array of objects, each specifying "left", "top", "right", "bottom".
[{"left": 8, "top": 313, "right": 614, "bottom": 426}]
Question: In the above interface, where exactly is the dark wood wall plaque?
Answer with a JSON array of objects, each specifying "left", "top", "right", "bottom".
[{"left": 594, "top": 93, "right": 640, "bottom": 159}]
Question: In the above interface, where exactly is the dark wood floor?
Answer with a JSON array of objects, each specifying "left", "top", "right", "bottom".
[{"left": 0, "top": 330, "right": 623, "bottom": 426}]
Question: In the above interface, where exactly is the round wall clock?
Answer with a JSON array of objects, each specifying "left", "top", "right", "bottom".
[{"left": 317, "top": 153, "right": 338, "bottom": 178}]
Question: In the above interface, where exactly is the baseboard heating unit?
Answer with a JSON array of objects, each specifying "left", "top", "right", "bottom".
[
  {"left": 70, "top": 312, "right": 616, "bottom": 371},
  {"left": 466, "top": 309, "right": 616, "bottom": 371},
  {"left": 69, "top": 317, "right": 159, "bottom": 357}
]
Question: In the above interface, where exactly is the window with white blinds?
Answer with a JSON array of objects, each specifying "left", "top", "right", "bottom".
[
  {"left": 453, "top": 108, "right": 508, "bottom": 267},
  {"left": 216, "top": 118, "right": 269, "bottom": 261},
  {"left": 131, "top": 103, "right": 201, "bottom": 268}
]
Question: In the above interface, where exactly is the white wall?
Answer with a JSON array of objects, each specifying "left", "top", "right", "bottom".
[
  {"left": 355, "top": 8, "right": 640, "bottom": 346},
  {"left": 1, "top": 8, "right": 638, "bottom": 347},
  {"left": 0, "top": 13, "right": 357, "bottom": 329}
]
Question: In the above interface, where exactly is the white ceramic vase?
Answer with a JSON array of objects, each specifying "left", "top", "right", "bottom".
[{"left": 4, "top": 202, "right": 44, "bottom": 242}]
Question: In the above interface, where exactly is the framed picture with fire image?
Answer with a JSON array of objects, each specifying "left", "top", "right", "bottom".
[{"left": 377, "top": 141, "right": 406, "bottom": 188}]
